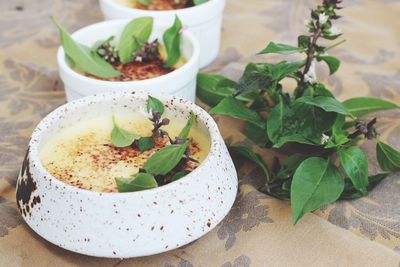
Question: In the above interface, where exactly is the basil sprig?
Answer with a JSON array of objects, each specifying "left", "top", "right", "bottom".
[
  {"left": 114, "top": 96, "right": 198, "bottom": 192},
  {"left": 147, "top": 95, "right": 164, "bottom": 115},
  {"left": 163, "top": 15, "right": 182, "bottom": 67},
  {"left": 52, "top": 17, "right": 122, "bottom": 78},
  {"left": 196, "top": 0, "right": 400, "bottom": 224}
]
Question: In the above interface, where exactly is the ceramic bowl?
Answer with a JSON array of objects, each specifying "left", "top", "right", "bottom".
[
  {"left": 99, "top": 0, "right": 226, "bottom": 68},
  {"left": 57, "top": 20, "right": 200, "bottom": 102},
  {"left": 16, "top": 90, "right": 238, "bottom": 258}
]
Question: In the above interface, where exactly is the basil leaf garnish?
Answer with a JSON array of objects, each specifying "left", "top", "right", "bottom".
[
  {"left": 178, "top": 112, "right": 196, "bottom": 140},
  {"left": 111, "top": 116, "right": 141, "bottom": 147},
  {"left": 137, "top": 0, "right": 150, "bottom": 5},
  {"left": 138, "top": 137, "right": 156, "bottom": 152},
  {"left": 147, "top": 95, "right": 164, "bottom": 115},
  {"left": 144, "top": 141, "right": 189, "bottom": 175},
  {"left": 115, "top": 173, "right": 158, "bottom": 192},
  {"left": 118, "top": 17, "right": 153, "bottom": 64},
  {"left": 163, "top": 15, "right": 182, "bottom": 67},
  {"left": 52, "top": 17, "right": 122, "bottom": 78},
  {"left": 171, "top": 170, "right": 191, "bottom": 182}
]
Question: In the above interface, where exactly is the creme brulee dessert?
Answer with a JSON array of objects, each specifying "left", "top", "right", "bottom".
[
  {"left": 54, "top": 16, "right": 186, "bottom": 82},
  {"left": 39, "top": 111, "right": 210, "bottom": 193}
]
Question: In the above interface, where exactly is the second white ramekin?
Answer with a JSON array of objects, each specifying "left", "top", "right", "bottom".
[{"left": 57, "top": 19, "right": 200, "bottom": 102}]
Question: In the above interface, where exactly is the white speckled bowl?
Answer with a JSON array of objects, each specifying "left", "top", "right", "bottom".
[
  {"left": 99, "top": 0, "right": 226, "bottom": 68},
  {"left": 16, "top": 90, "right": 237, "bottom": 258},
  {"left": 57, "top": 19, "right": 200, "bottom": 102}
]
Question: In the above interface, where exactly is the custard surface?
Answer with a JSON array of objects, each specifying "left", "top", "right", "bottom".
[{"left": 40, "top": 112, "right": 210, "bottom": 192}]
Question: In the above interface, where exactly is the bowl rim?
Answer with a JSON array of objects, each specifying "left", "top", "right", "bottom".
[
  {"left": 100, "top": 0, "right": 224, "bottom": 18},
  {"left": 57, "top": 19, "right": 200, "bottom": 87},
  {"left": 27, "top": 90, "right": 224, "bottom": 197}
]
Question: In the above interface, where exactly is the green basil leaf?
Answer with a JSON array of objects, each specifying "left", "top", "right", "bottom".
[
  {"left": 137, "top": 0, "right": 150, "bottom": 5},
  {"left": 234, "top": 70, "right": 272, "bottom": 96},
  {"left": 217, "top": 77, "right": 238, "bottom": 88},
  {"left": 267, "top": 98, "right": 334, "bottom": 148},
  {"left": 147, "top": 95, "right": 164, "bottom": 115},
  {"left": 193, "top": 0, "right": 208, "bottom": 5},
  {"left": 295, "top": 96, "right": 353, "bottom": 117},
  {"left": 332, "top": 114, "right": 345, "bottom": 135},
  {"left": 229, "top": 146, "right": 270, "bottom": 182},
  {"left": 321, "top": 33, "right": 342, "bottom": 40},
  {"left": 313, "top": 83, "right": 335, "bottom": 97},
  {"left": 339, "top": 173, "right": 389, "bottom": 200},
  {"left": 111, "top": 116, "right": 141, "bottom": 147},
  {"left": 338, "top": 146, "right": 368, "bottom": 194},
  {"left": 163, "top": 15, "right": 182, "bottom": 67},
  {"left": 376, "top": 141, "right": 400, "bottom": 171},
  {"left": 292, "top": 102, "right": 337, "bottom": 139},
  {"left": 316, "top": 55, "right": 340, "bottom": 75},
  {"left": 171, "top": 170, "right": 191, "bottom": 182},
  {"left": 196, "top": 73, "right": 236, "bottom": 106},
  {"left": 209, "top": 96, "right": 265, "bottom": 128},
  {"left": 276, "top": 154, "right": 307, "bottom": 180},
  {"left": 118, "top": 17, "right": 153, "bottom": 64},
  {"left": 297, "top": 35, "right": 310, "bottom": 48},
  {"left": 272, "top": 135, "right": 317, "bottom": 148},
  {"left": 138, "top": 137, "right": 155, "bottom": 152},
  {"left": 144, "top": 142, "right": 188, "bottom": 175},
  {"left": 244, "top": 122, "right": 271, "bottom": 147},
  {"left": 179, "top": 112, "right": 196, "bottom": 140},
  {"left": 258, "top": 42, "right": 304, "bottom": 55},
  {"left": 196, "top": 73, "right": 254, "bottom": 107},
  {"left": 342, "top": 97, "right": 399, "bottom": 117},
  {"left": 52, "top": 17, "right": 122, "bottom": 78},
  {"left": 291, "top": 157, "right": 344, "bottom": 224},
  {"left": 115, "top": 173, "right": 158, "bottom": 192},
  {"left": 244, "top": 61, "right": 304, "bottom": 82},
  {"left": 325, "top": 116, "right": 349, "bottom": 148}
]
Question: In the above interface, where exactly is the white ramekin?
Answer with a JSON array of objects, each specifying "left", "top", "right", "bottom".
[
  {"left": 99, "top": 0, "right": 226, "bottom": 68},
  {"left": 16, "top": 90, "right": 238, "bottom": 258},
  {"left": 57, "top": 19, "right": 200, "bottom": 102}
]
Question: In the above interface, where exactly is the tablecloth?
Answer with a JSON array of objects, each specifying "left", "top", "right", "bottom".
[{"left": 0, "top": 0, "right": 399, "bottom": 266}]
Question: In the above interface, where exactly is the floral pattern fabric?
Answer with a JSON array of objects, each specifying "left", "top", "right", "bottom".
[{"left": 0, "top": 0, "right": 399, "bottom": 266}]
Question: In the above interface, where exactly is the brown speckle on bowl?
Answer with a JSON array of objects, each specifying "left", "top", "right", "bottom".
[{"left": 16, "top": 149, "right": 41, "bottom": 217}]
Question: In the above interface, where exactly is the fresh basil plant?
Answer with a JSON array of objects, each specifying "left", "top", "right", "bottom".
[{"left": 197, "top": 0, "right": 400, "bottom": 224}]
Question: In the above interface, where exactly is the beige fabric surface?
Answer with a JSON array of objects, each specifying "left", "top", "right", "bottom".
[{"left": 0, "top": 0, "right": 399, "bottom": 266}]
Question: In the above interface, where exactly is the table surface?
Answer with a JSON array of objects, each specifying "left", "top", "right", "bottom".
[{"left": 0, "top": 0, "right": 400, "bottom": 266}]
